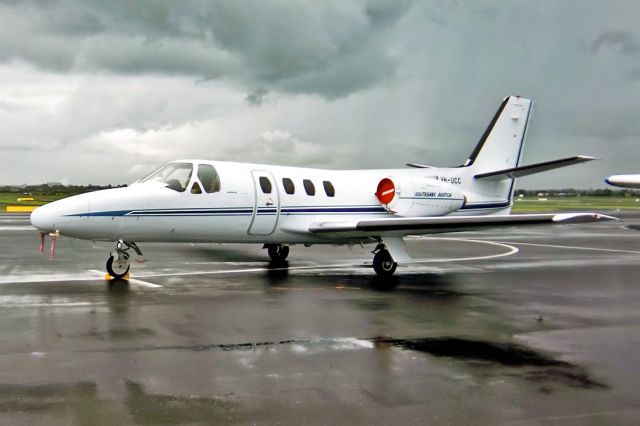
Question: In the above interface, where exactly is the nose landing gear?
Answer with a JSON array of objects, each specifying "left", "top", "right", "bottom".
[{"left": 106, "top": 240, "right": 143, "bottom": 279}]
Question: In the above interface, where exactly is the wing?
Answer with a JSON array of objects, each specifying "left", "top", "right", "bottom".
[{"left": 308, "top": 213, "right": 616, "bottom": 238}]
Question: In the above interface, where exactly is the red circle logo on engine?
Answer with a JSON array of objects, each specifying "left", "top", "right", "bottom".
[{"left": 376, "top": 178, "right": 396, "bottom": 204}]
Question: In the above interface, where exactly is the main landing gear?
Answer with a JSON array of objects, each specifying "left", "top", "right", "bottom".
[
  {"left": 263, "top": 242, "right": 399, "bottom": 278},
  {"left": 264, "top": 244, "right": 289, "bottom": 263},
  {"left": 106, "top": 240, "right": 143, "bottom": 279},
  {"left": 372, "top": 243, "right": 397, "bottom": 277}
]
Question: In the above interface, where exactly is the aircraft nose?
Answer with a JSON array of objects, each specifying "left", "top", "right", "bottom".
[{"left": 30, "top": 204, "right": 56, "bottom": 233}]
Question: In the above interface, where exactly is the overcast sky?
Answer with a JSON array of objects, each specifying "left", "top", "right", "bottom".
[{"left": 0, "top": 0, "right": 638, "bottom": 188}]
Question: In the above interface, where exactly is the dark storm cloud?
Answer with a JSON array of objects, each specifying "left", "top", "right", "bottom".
[
  {"left": 0, "top": 1, "right": 237, "bottom": 77},
  {"left": 590, "top": 30, "right": 640, "bottom": 55},
  {"left": 244, "top": 88, "right": 268, "bottom": 107},
  {"left": 0, "top": 0, "right": 413, "bottom": 98},
  {"left": 1, "top": 0, "right": 639, "bottom": 188}
]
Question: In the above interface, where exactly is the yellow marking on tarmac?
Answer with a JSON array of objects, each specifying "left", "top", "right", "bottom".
[{"left": 6, "top": 205, "right": 38, "bottom": 212}]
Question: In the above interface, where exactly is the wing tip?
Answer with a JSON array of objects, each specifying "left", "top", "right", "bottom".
[
  {"left": 552, "top": 212, "right": 618, "bottom": 223},
  {"left": 576, "top": 155, "right": 598, "bottom": 161}
]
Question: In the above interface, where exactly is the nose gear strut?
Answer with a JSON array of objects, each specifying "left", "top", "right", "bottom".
[{"left": 106, "top": 240, "right": 143, "bottom": 279}]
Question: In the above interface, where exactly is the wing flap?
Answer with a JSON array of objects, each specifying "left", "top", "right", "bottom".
[{"left": 309, "top": 213, "right": 616, "bottom": 235}]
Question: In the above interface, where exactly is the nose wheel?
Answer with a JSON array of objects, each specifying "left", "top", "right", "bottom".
[
  {"left": 106, "top": 254, "right": 130, "bottom": 279},
  {"left": 106, "top": 240, "right": 142, "bottom": 279}
]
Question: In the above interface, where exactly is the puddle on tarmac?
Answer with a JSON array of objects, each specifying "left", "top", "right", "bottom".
[{"left": 79, "top": 335, "right": 607, "bottom": 390}]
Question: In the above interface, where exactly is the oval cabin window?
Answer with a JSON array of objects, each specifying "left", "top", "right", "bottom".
[
  {"left": 303, "top": 179, "right": 315, "bottom": 196},
  {"left": 323, "top": 181, "right": 335, "bottom": 197},
  {"left": 259, "top": 176, "right": 272, "bottom": 194},
  {"left": 282, "top": 178, "right": 295, "bottom": 194}
]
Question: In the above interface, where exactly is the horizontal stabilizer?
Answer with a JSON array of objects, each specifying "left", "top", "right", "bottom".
[
  {"left": 406, "top": 163, "right": 433, "bottom": 169},
  {"left": 308, "top": 213, "right": 616, "bottom": 236},
  {"left": 474, "top": 155, "right": 596, "bottom": 180}
]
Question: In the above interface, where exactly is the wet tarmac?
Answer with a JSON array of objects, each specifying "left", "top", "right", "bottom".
[{"left": 1, "top": 212, "right": 640, "bottom": 424}]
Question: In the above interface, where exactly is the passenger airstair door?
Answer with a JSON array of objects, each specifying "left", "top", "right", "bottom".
[{"left": 248, "top": 171, "right": 279, "bottom": 235}]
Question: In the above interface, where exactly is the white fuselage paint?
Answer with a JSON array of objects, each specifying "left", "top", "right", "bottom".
[{"left": 30, "top": 160, "right": 514, "bottom": 245}]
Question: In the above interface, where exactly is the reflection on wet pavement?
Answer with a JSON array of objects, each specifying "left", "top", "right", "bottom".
[
  {"left": 0, "top": 335, "right": 606, "bottom": 423},
  {"left": 0, "top": 382, "right": 118, "bottom": 424},
  {"left": 0, "top": 381, "right": 243, "bottom": 424},
  {"left": 125, "top": 381, "right": 243, "bottom": 425}
]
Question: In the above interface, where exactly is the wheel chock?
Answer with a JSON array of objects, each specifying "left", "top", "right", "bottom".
[{"left": 104, "top": 272, "right": 131, "bottom": 281}]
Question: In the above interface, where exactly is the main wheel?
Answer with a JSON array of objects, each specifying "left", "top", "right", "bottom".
[
  {"left": 373, "top": 249, "right": 397, "bottom": 277},
  {"left": 267, "top": 244, "right": 290, "bottom": 262},
  {"left": 106, "top": 255, "right": 130, "bottom": 279}
]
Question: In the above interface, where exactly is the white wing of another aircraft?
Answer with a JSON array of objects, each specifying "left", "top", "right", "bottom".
[
  {"left": 31, "top": 96, "right": 615, "bottom": 282},
  {"left": 605, "top": 174, "right": 640, "bottom": 189}
]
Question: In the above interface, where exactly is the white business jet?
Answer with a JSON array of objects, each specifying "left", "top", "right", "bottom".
[{"left": 31, "top": 96, "right": 613, "bottom": 279}]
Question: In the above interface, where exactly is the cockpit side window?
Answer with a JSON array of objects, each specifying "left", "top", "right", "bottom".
[
  {"left": 197, "top": 164, "right": 221, "bottom": 193},
  {"left": 190, "top": 182, "right": 203, "bottom": 194},
  {"left": 140, "top": 162, "right": 193, "bottom": 192}
]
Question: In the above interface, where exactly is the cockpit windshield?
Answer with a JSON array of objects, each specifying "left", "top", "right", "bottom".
[{"left": 140, "top": 162, "right": 193, "bottom": 192}]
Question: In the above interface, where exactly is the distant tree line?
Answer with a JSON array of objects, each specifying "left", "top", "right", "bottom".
[
  {"left": 0, "top": 184, "right": 127, "bottom": 195},
  {"left": 515, "top": 188, "right": 640, "bottom": 197}
]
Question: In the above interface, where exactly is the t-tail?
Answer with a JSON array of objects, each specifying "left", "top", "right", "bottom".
[{"left": 458, "top": 96, "right": 594, "bottom": 214}]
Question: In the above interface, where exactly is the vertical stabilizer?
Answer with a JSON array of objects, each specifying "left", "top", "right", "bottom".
[
  {"left": 464, "top": 96, "right": 532, "bottom": 173},
  {"left": 461, "top": 96, "right": 533, "bottom": 214}
]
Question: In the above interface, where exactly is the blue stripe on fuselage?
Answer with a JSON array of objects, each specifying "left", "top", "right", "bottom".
[{"left": 66, "top": 205, "right": 388, "bottom": 217}]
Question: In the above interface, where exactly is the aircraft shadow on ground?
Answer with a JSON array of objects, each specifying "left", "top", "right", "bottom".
[
  {"left": 176, "top": 245, "right": 270, "bottom": 262},
  {"left": 263, "top": 267, "right": 471, "bottom": 297},
  {"left": 107, "top": 278, "right": 130, "bottom": 294}
]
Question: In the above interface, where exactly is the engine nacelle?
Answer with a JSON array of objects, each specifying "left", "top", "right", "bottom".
[{"left": 375, "top": 176, "right": 465, "bottom": 217}]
